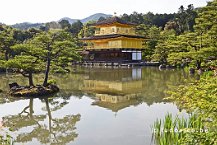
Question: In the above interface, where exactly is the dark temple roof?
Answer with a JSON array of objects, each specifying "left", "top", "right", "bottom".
[
  {"left": 81, "top": 34, "right": 146, "bottom": 40},
  {"left": 93, "top": 16, "right": 136, "bottom": 26}
]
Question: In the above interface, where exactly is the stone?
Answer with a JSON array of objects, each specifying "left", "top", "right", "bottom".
[
  {"left": 189, "top": 68, "right": 195, "bottom": 75},
  {"left": 214, "top": 70, "right": 217, "bottom": 76},
  {"left": 180, "top": 63, "right": 185, "bottom": 68},
  {"left": 9, "top": 82, "right": 19, "bottom": 89},
  {"left": 159, "top": 64, "right": 166, "bottom": 70},
  {"left": 0, "top": 68, "right": 6, "bottom": 73},
  {"left": 10, "top": 86, "right": 23, "bottom": 92},
  {"left": 9, "top": 84, "right": 59, "bottom": 97},
  {"left": 197, "top": 69, "right": 203, "bottom": 75}
]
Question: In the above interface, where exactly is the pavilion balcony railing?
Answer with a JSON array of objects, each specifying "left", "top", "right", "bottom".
[
  {"left": 84, "top": 45, "right": 110, "bottom": 50},
  {"left": 84, "top": 45, "right": 144, "bottom": 50},
  {"left": 94, "top": 29, "right": 136, "bottom": 36}
]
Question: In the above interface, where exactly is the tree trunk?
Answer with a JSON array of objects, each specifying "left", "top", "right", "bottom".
[
  {"left": 28, "top": 72, "right": 34, "bottom": 86},
  {"left": 196, "top": 60, "right": 201, "bottom": 70},
  {"left": 200, "top": 32, "right": 203, "bottom": 49},
  {"left": 43, "top": 55, "right": 51, "bottom": 87},
  {"left": 5, "top": 50, "right": 9, "bottom": 61},
  {"left": 45, "top": 98, "right": 52, "bottom": 132},
  {"left": 29, "top": 98, "right": 34, "bottom": 118}
]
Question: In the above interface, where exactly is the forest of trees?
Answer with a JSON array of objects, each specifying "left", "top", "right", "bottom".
[
  {"left": 147, "top": 1, "right": 216, "bottom": 144},
  {"left": 0, "top": 26, "right": 81, "bottom": 85},
  {"left": 0, "top": 2, "right": 216, "bottom": 87}
]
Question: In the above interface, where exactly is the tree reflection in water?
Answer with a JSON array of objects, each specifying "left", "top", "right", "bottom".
[
  {"left": 2, "top": 97, "right": 80, "bottom": 145},
  {"left": 0, "top": 67, "right": 195, "bottom": 145}
]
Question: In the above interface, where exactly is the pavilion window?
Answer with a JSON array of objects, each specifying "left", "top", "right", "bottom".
[
  {"left": 117, "top": 28, "right": 120, "bottom": 33},
  {"left": 126, "top": 29, "right": 129, "bottom": 34},
  {"left": 112, "top": 28, "right": 115, "bottom": 33},
  {"left": 101, "top": 29, "right": 105, "bottom": 34}
]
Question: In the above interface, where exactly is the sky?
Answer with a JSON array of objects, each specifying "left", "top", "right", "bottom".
[{"left": 0, "top": 0, "right": 210, "bottom": 25}]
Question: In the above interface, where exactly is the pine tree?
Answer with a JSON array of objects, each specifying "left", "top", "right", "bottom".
[
  {"left": 154, "top": 1, "right": 217, "bottom": 69},
  {"left": 0, "top": 25, "right": 15, "bottom": 61},
  {"left": 5, "top": 30, "right": 81, "bottom": 87}
]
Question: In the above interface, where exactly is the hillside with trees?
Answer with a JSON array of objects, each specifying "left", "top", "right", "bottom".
[{"left": 11, "top": 13, "right": 111, "bottom": 30}]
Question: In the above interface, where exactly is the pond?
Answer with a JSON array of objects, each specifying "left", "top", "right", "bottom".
[{"left": 0, "top": 67, "right": 191, "bottom": 145}]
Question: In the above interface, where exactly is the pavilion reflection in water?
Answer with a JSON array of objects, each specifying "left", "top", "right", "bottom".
[{"left": 80, "top": 68, "right": 143, "bottom": 112}]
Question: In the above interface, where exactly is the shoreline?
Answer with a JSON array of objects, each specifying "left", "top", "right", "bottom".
[{"left": 9, "top": 83, "right": 59, "bottom": 97}]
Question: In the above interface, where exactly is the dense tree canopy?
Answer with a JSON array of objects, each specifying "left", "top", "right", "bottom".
[
  {"left": 0, "top": 25, "right": 15, "bottom": 61},
  {"left": 152, "top": 1, "right": 217, "bottom": 144},
  {"left": 0, "top": 1, "right": 216, "bottom": 87},
  {"left": 150, "top": 0, "right": 216, "bottom": 69},
  {"left": 2, "top": 30, "right": 81, "bottom": 86},
  {"left": 69, "top": 20, "right": 83, "bottom": 36},
  {"left": 78, "top": 21, "right": 95, "bottom": 38},
  {"left": 121, "top": 11, "right": 175, "bottom": 28}
]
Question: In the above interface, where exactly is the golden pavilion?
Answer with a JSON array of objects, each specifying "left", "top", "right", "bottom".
[
  {"left": 80, "top": 68, "right": 143, "bottom": 112},
  {"left": 81, "top": 16, "right": 146, "bottom": 62}
]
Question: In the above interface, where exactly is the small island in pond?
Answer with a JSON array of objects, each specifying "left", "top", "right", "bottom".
[{"left": 9, "top": 82, "right": 59, "bottom": 97}]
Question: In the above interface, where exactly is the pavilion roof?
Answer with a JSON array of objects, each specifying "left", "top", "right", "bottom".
[{"left": 81, "top": 34, "right": 146, "bottom": 40}]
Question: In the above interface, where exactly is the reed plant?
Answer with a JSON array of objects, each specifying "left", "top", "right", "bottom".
[
  {"left": 0, "top": 134, "right": 13, "bottom": 145},
  {"left": 152, "top": 113, "right": 207, "bottom": 145}
]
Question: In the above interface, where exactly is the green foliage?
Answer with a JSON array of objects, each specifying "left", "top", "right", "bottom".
[
  {"left": 152, "top": 30, "right": 177, "bottom": 63},
  {"left": 175, "top": 4, "right": 197, "bottom": 33},
  {"left": 26, "top": 30, "right": 81, "bottom": 86},
  {"left": 152, "top": 3, "right": 217, "bottom": 142},
  {"left": 121, "top": 11, "right": 175, "bottom": 28},
  {"left": 13, "top": 29, "right": 31, "bottom": 43},
  {"left": 139, "top": 26, "right": 161, "bottom": 61},
  {"left": 0, "top": 25, "right": 15, "bottom": 61},
  {"left": 152, "top": 0, "right": 217, "bottom": 68},
  {"left": 153, "top": 113, "right": 211, "bottom": 145},
  {"left": 164, "top": 21, "right": 179, "bottom": 33},
  {"left": 6, "top": 55, "right": 42, "bottom": 72},
  {"left": 12, "top": 22, "right": 43, "bottom": 30},
  {"left": 1, "top": 28, "right": 81, "bottom": 86},
  {"left": 159, "top": 75, "right": 217, "bottom": 144},
  {"left": 78, "top": 21, "right": 95, "bottom": 39},
  {"left": 13, "top": 28, "right": 41, "bottom": 43},
  {"left": 47, "top": 79, "right": 57, "bottom": 85},
  {"left": 58, "top": 20, "right": 71, "bottom": 29},
  {"left": 69, "top": 20, "right": 83, "bottom": 37},
  {"left": 0, "top": 134, "right": 13, "bottom": 145},
  {"left": 45, "top": 21, "right": 61, "bottom": 30}
]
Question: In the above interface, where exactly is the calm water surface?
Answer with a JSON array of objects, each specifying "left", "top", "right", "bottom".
[{"left": 0, "top": 67, "right": 190, "bottom": 145}]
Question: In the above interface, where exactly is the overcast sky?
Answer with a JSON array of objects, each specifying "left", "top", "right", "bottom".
[{"left": 0, "top": 0, "right": 209, "bottom": 25}]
